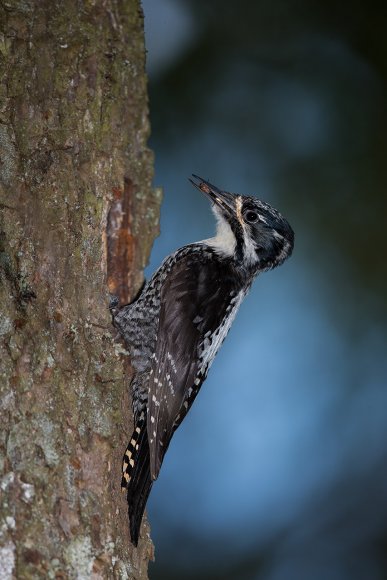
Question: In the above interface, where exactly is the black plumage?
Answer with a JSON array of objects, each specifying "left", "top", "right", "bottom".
[{"left": 113, "top": 175, "right": 294, "bottom": 545}]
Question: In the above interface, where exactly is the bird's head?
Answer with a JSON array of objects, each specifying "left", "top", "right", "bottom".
[{"left": 190, "top": 175, "right": 294, "bottom": 273}]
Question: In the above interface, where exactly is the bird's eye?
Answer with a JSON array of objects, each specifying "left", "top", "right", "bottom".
[{"left": 244, "top": 210, "right": 259, "bottom": 224}]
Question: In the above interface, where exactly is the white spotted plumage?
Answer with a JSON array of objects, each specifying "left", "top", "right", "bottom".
[{"left": 113, "top": 175, "right": 294, "bottom": 546}]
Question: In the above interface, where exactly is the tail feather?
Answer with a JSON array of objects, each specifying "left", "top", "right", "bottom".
[{"left": 121, "top": 420, "right": 153, "bottom": 546}]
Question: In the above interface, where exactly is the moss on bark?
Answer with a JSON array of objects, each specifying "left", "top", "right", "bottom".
[{"left": 0, "top": 1, "right": 160, "bottom": 578}]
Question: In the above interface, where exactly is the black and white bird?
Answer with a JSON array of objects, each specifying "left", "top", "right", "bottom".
[{"left": 113, "top": 175, "right": 294, "bottom": 545}]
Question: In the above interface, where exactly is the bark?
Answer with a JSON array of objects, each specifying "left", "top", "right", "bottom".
[{"left": 0, "top": 1, "right": 161, "bottom": 578}]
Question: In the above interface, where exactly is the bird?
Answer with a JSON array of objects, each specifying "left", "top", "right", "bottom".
[{"left": 112, "top": 174, "right": 294, "bottom": 546}]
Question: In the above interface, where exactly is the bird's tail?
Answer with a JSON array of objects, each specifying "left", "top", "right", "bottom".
[{"left": 121, "top": 418, "right": 153, "bottom": 546}]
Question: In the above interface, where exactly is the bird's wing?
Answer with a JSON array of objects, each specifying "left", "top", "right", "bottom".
[{"left": 147, "top": 251, "right": 238, "bottom": 480}]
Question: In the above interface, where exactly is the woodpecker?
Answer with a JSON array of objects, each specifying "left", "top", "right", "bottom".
[{"left": 113, "top": 175, "right": 294, "bottom": 545}]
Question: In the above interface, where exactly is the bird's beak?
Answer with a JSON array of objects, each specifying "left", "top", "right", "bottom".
[{"left": 189, "top": 174, "right": 235, "bottom": 217}]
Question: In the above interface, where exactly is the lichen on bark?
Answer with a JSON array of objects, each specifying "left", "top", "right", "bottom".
[{"left": 0, "top": 1, "right": 160, "bottom": 578}]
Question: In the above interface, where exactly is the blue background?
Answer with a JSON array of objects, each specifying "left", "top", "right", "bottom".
[{"left": 141, "top": 1, "right": 387, "bottom": 578}]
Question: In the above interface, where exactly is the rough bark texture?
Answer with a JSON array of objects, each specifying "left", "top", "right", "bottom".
[{"left": 0, "top": 1, "right": 161, "bottom": 578}]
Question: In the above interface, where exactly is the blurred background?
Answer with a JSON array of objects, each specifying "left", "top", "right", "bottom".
[{"left": 141, "top": 1, "right": 387, "bottom": 578}]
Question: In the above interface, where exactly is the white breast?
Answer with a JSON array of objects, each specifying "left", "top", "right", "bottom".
[{"left": 199, "top": 290, "right": 245, "bottom": 374}]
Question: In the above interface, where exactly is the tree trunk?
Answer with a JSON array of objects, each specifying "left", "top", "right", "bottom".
[{"left": 0, "top": 1, "right": 160, "bottom": 578}]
